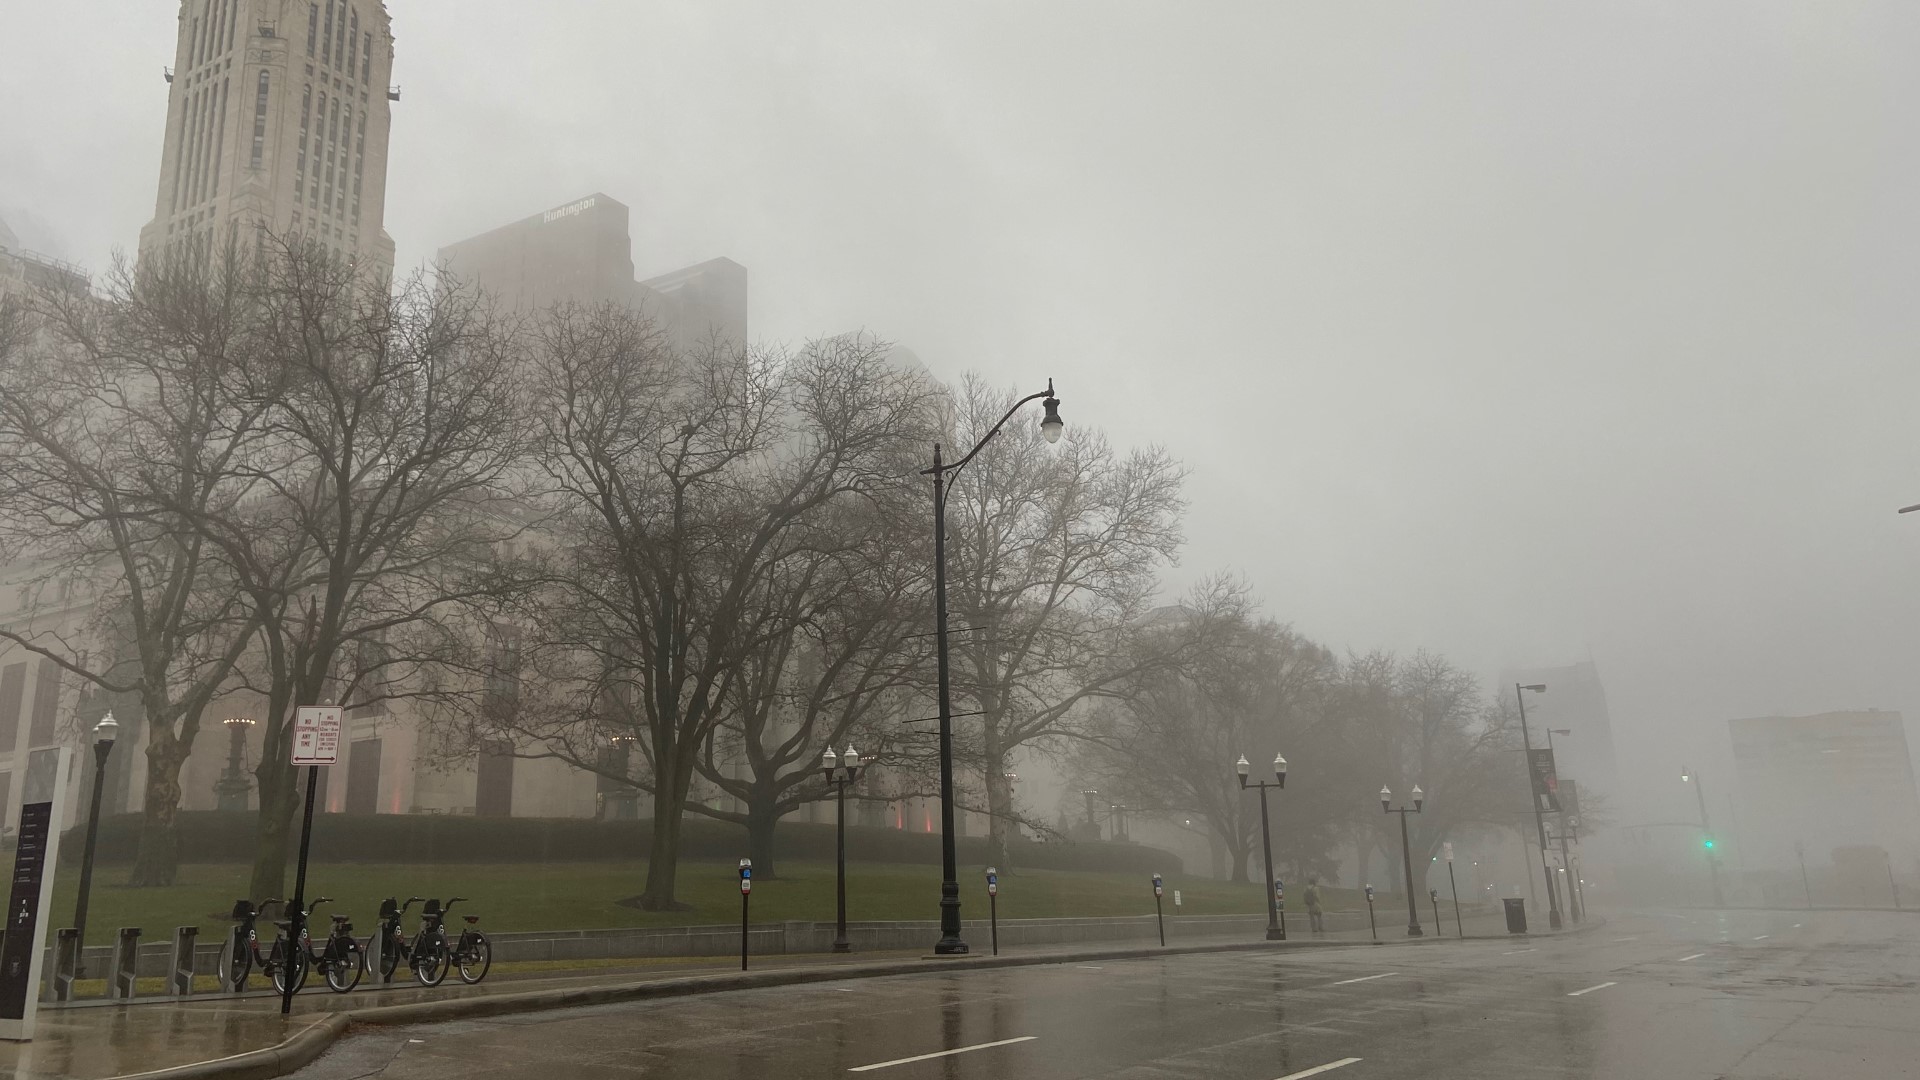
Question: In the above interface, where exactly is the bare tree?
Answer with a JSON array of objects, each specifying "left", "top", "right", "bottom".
[
  {"left": 0, "top": 244, "right": 267, "bottom": 885},
  {"left": 176, "top": 238, "right": 533, "bottom": 900},
  {"left": 496, "top": 312, "right": 935, "bottom": 909},
  {"left": 940, "top": 374, "right": 1186, "bottom": 868}
]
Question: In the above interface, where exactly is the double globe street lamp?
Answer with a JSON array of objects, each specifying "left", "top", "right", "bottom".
[
  {"left": 925, "top": 381, "right": 1063, "bottom": 955},
  {"left": 820, "top": 745, "right": 864, "bottom": 953},
  {"left": 72, "top": 712, "right": 118, "bottom": 975},
  {"left": 1236, "top": 753, "right": 1288, "bottom": 940},
  {"left": 1381, "top": 784, "right": 1425, "bottom": 937}
]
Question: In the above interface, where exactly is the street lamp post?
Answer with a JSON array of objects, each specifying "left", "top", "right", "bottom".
[
  {"left": 821, "top": 745, "right": 864, "bottom": 953},
  {"left": 1236, "top": 753, "right": 1288, "bottom": 940},
  {"left": 1381, "top": 784, "right": 1425, "bottom": 936},
  {"left": 1515, "top": 683, "right": 1563, "bottom": 929},
  {"left": 216, "top": 716, "right": 255, "bottom": 812},
  {"left": 924, "top": 381, "right": 1063, "bottom": 955},
  {"left": 1680, "top": 766, "right": 1725, "bottom": 907},
  {"left": 1543, "top": 727, "right": 1580, "bottom": 924},
  {"left": 72, "top": 712, "right": 118, "bottom": 975}
]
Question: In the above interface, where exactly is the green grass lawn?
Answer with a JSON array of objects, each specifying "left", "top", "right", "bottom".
[{"left": 50, "top": 859, "right": 1388, "bottom": 941}]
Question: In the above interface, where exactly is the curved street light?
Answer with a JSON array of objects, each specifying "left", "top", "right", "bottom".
[
  {"left": 924, "top": 380, "right": 1063, "bottom": 955},
  {"left": 1382, "top": 784, "right": 1425, "bottom": 936},
  {"left": 1237, "top": 752, "right": 1288, "bottom": 940}
]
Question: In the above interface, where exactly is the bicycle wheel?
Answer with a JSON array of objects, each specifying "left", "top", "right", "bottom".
[
  {"left": 457, "top": 932, "right": 491, "bottom": 985},
  {"left": 325, "top": 940, "right": 364, "bottom": 993},
  {"left": 269, "top": 939, "right": 310, "bottom": 994},
  {"left": 224, "top": 929, "right": 253, "bottom": 991},
  {"left": 412, "top": 934, "right": 448, "bottom": 987}
]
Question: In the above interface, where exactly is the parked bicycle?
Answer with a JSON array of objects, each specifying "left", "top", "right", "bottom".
[
  {"left": 409, "top": 897, "right": 491, "bottom": 986},
  {"left": 365, "top": 896, "right": 427, "bottom": 981},
  {"left": 223, "top": 898, "right": 303, "bottom": 993},
  {"left": 289, "top": 897, "right": 365, "bottom": 993}
]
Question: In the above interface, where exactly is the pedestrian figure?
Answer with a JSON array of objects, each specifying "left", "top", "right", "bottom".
[{"left": 1305, "top": 878, "right": 1325, "bottom": 935}]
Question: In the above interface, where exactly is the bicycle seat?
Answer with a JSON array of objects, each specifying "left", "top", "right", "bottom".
[
  {"left": 271, "top": 920, "right": 291, "bottom": 931},
  {"left": 330, "top": 914, "right": 352, "bottom": 925},
  {"left": 462, "top": 915, "right": 479, "bottom": 924}
]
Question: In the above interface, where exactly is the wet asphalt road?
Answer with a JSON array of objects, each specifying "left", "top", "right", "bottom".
[{"left": 287, "top": 908, "right": 1920, "bottom": 1079}]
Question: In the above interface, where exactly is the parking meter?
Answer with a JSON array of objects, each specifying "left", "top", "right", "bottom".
[
  {"left": 1152, "top": 874, "right": 1163, "bottom": 898},
  {"left": 985, "top": 867, "right": 998, "bottom": 897},
  {"left": 1365, "top": 883, "right": 1374, "bottom": 902},
  {"left": 739, "top": 858, "right": 752, "bottom": 894},
  {"left": 738, "top": 858, "right": 752, "bottom": 970},
  {"left": 985, "top": 867, "right": 1000, "bottom": 955}
]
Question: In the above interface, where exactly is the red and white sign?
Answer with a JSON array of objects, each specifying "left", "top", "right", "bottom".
[{"left": 291, "top": 706, "right": 342, "bottom": 766}]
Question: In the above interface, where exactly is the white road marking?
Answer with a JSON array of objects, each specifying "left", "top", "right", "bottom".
[
  {"left": 1275, "top": 1059, "right": 1363, "bottom": 1080},
  {"left": 1792, "top": 923, "right": 1802, "bottom": 928},
  {"left": 1677, "top": 953, "right": 1705, "bottom": 962},
  {"left": 848, "top": 1036, "right": 1038, "bottom": 1072},
  {"left": 1503, "top": 948, "right": 1536, "bottom": 955},
  {"left": 1753, "top": 935, "right": 1770, "bottom": 940},
  {"left": 831, "top": 987, "right": 855, "bottom": 992},
  {"left": 1328, "top": 972, "right": 1399, "bottom": 986},
  {"left": 1077, "top": 965, "right": 1105, "bottom": 970},
  {"left": 1567, "top": 981, "right": 1617, "bottom": 997},
  {"left": 1610, "top": 936, "right": 1639, "bottom": 942}
]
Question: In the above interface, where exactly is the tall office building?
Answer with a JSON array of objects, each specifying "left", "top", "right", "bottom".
[
  {"left": 1730, "top": 710, "right": 1920, "bottom": 871},
  {"left": 437, "top": 193, "right": 748, "bottom": 351},
  {"left": 138, "top": 0, "right": 397, "bottom": 278},
  {"left": 1502, "top": 661, "right": 1623, "bottom": 802}
]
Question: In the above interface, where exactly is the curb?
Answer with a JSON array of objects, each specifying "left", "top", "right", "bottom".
[{"left": 117, "top": 934, "right": 1410, "bottom": 1080}]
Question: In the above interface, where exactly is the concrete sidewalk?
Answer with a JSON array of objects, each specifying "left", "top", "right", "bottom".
[{"left": 5, "top": 912, "right": 1573, "bottom": 1080}]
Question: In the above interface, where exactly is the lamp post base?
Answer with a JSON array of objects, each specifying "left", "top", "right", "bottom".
[
  {"left": 1265, "top": 926, "right": 1284, "bottom": 941},
  {"left": 1549, "top": 911, "right": 1564, "bottom": 930},
  {"left": 932, "top": 938, "right": 970, "bottom": 955},
  {"left": 831, "top": 939, "right": 852, "bottom": 954},
  {"left": 1406, "top": 924, "right": 1424, "bottom": 937}
]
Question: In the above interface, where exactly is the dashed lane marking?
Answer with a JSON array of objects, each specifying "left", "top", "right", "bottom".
[
  {"left": 1753, "top": 935, "right": 1770, "bottom": 940},
  {"left": 1567, "top": 982, "right": 1617, "bottom": 997},
  {"left": 1274, "top": 1058, "right": 1363, "bottom": 1079},
  {"left": 1327, "top": 972, "right": 1399, "bottom": 986},
  {"left": 848, "top": 1036, "right": 1038, "bottom": 1072},
  {"left": 1677, "top": 953, "right": 1705, "bottom": 962},
  {"left": 1503, "top": 948, "right": 1536, "bottom": 955}
]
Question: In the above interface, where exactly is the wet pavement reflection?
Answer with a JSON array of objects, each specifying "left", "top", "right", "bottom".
[{"left": 277, "top": 908, "right": 1920, "bottom": 1080}]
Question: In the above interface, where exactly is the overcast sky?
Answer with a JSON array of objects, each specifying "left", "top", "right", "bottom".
[{"left": 7, "top": 1, "right": 1920, "bottom": 822}]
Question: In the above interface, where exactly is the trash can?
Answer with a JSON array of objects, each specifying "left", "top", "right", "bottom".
[{"left": 1503, "top": 897, "right": 1528, "bottom": 934}]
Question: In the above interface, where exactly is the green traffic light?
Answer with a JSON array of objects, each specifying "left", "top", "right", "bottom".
[{"left": 1703, "top": 838, "right": 1715, "bottom": 848}]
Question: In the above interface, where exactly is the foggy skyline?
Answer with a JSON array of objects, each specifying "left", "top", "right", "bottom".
[{"left": 8, "top": 1, "right": 1920, "bottom": 826}]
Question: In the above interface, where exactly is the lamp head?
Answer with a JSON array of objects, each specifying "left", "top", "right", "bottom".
[
  {"left": 224, "top": 715, "right": 256, "bottom": 729},
  {"left": 1411, "top": 784, "right": 1424, "bottom": 811},
  {"left": 1040, "top": 382, "right": 1064, "bottom": 444},
  {"left": 94, "top": 711, "right": 118, "bottom": 747},
  {"left": 1273, "top": 752, "right": 1287, "bottom": 787},
  {"left": 1380, "top": 785, "right": 1392, "bottom": 812},
  {"left": 844, "top": 745, "right": 861, "bottom": 772},
  {"left": 821, "top": 746, "right": 838, "bottom": 776},
  {"left": 1520, "top": 683, "right": 1546, "bottom": 693},
  {"left": 1235, "top": 754, "right": 1251, "bottom": 788}
]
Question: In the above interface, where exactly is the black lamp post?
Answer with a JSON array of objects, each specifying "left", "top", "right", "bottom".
[
  {"left": 821, "top": 744, "right": 863, "bottom": 953},
  {"left": 215, "top": 715, "right": 254, "bottom": 812},
  {"left": 923, "top": 380, "right": 1063, "bottom": 955},
  {"left": 1515, "top": 682, "right": 1564, "bottom": 929},
  {"left": 1236, "top": 752, "right": 1288, "bottom": 940},
  {"left": 1680, "top": 765, "right": 1725, "bottom": 908},
  {"left": 72, "top": 711, "right": 118, "bottom": 974},
  {"left": 1381, "top": 784, "right": 1425, "bottom": 936}
]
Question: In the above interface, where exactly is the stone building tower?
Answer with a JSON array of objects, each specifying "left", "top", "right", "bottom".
[{"left": 138, "top": 0, "right": 396, "bottom": 278}]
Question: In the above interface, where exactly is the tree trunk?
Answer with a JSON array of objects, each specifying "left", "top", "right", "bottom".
[
  {"left": 1207, "top": 828, "right": 1228, "bottom": 881},
  {"left": 982, "top": 730, "right": 1013, "bottom": 872},
  {"left": 128, "top": 735, "right": 186, "bottom": 886},
  {"left": 639, "top": 775, "right": 693, "bottom": 910},
  {"left": 248, "top": 756, "right": 300, "bottom": 902},
  {"left": 746, "top": 790, "right": 780, "bottom": 879}
]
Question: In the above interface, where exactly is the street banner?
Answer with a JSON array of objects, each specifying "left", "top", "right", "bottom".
[
  {"left": 1528, "top": 747, "right": 1561, "bottom": 812},
  {"left": 291, "top": 705, "right": 342, "bottom": 765}
]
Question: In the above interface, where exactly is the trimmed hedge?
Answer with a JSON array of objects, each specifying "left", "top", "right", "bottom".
[{"left": 63, "top": 811, "right": 1182, "bottom": 875}]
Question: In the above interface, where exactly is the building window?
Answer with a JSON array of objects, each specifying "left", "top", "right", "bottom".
[
  {"left": 347, "top": 9, "right": 358, "bottom": 77},
  {"left": 251, "top": 70, "right": 270, "bottom": 168},
  {"left": 362, "top": 32, "right": 371, "bottom": 81},
  {"left": 324, "top": 95, "right": 339, "bottom": 212},
  {"left": 335, "top": 2, "right": 348, "bottom": 70},
  {"left": 321, "top": 1, "right": 333, "bottom": 65},
  {"left": 297, "top": 84, "right": 311, "bottom": 176},
  {"left": 307, "top": 3, "right": 318, "bottom": 56},
  {"left": 209, "top": 77, "right": 228, "bottom": 196}
]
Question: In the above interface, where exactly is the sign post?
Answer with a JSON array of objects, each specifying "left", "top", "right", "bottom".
[
  {"left": 1364, "top": 883, "right": 1378, "bottom": 942},
  {"left": 283, "top": 706, "right": 340, "bottom": 1016},
  {"left": 0, "top": 747, "right": 72, "bottom": 1041},
  {"left": 1273, "top": 878, "right": 1286, "bottom": 940}
]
